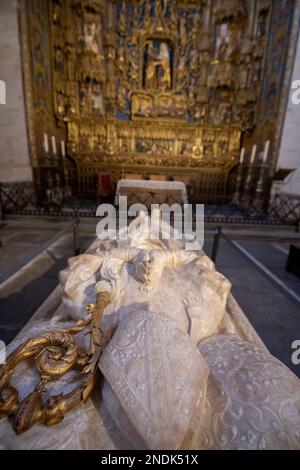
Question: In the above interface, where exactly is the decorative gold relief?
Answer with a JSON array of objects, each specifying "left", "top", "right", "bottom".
[
  {"left": 0, "top": 289, "right": 111, "bottom": 434},
  {"left": 21, "top": 0, "right": 286, "bottom": 198}
]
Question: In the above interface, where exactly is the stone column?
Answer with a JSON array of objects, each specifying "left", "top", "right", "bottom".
[
  {"left": 0, "top": 0, "right": 32, "bottom": 183},
  {"left": 277, "top": 4, "right": 300, "bottom": 175}
]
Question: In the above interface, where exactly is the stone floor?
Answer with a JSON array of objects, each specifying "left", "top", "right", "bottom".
[
  {"left": 0, "top": 217, "right": 95, "bottom": 343},
  {"left": 204, "top": 238, "right": 300, "bottom": 377},
  {"left": 0, "top": 215, "right": 300, "bottom": 377}
]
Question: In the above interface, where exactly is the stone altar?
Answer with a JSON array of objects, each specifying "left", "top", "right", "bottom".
[
  {"left": 0, "top": 212, "right": 300, "bottom": 450},
  {"left": 114, "top": 179, "right": 188, "bottom": 207}
]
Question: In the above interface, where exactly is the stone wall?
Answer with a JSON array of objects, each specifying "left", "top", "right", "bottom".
[
  {"left": 277, "top": 30, "right": 300, "bottom": 172},
  {"left": 0, "top": 0, "right": 32, "bottom": 183}
]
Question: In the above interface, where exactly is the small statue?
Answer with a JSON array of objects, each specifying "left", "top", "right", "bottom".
[
  {"left": 156, "top": 42, "right": 171, "bottom": 90},
  {"left": 145, "top": 42, "right": 171, "bottom": 91},
  {"left": 83, "top": 22, "right": 100, "bottom": 55},
  {"left": 179, "top": 13, "right": 188, "bottom": 50},
  {"left": 56, "top": 92, "right": 65, "bottom": 116},
  {"left": 118, "top": 1, "right": 127, "bottom": 37},
  {"left": 92, "top": 83, "right": 104, "bottom": 116},
  {"left": 145, "top": 42, "right": 157, "bottom": 89},
  {"left": 177, "top": 49, "right": 188, "bottom": 85},
  {"left": 190, "top": 45, "right": 199, "bottom": 74},
  {"left": 116, "top": 40, "right": 127, "bottom": 75}
]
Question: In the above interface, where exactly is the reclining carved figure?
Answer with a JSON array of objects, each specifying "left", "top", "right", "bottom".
[{"left": 0, "top": 212, "right": 300, "bottom": 449}]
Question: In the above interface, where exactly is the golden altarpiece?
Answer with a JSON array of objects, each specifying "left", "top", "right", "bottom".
[{"left": 20, "top": 0, "right": 285, "bottom": 202}]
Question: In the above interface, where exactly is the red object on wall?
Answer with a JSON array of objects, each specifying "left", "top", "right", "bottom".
[
  {"left": 97, "top": 173, "right": 111, "bottom": 199},
  {"left": 101, "top": 174, "right": 110, "bottom": 190}
]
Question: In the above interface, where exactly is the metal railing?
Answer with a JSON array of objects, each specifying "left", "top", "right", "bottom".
[
  {"left": 210, "top": 225, "right": 300, "bottom": 309},
  {"left": 1, "top": 179, "right": 299, "bottom": 228}
]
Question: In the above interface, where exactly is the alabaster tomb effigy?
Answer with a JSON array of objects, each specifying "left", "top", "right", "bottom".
[{"left": 0, "top": 211, "right": 300, "bottom": 450}]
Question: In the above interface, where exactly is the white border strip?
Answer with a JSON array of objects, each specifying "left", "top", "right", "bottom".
[{"left": 272, "top": 243, "right": 289, "bottom": 256}]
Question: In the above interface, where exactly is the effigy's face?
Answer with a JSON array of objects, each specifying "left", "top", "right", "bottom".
[
  {"left": 132, "top": 249, "right": 165, "bottom": 286},
  {"left": 59, "top": 254, "right": 103, "bottom": 309}
]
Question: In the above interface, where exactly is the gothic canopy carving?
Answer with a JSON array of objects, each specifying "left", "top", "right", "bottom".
[{"left": 50, "top": 0, "right": 268, "bottom": 127}]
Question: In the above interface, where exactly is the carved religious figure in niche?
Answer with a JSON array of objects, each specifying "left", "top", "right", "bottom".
[
  {"left": 52, "top": 1, "right": 62, "bottom": 27},
  {"left": 80, "top": 80, "right": 104, "bottom": 117},
  {"left": 257, "top": 9, "right": 268, "bottom": 37},
  {"left": 190, "top": 45, "right": 199, "bottom": 74},
  {"left": 54, "top": 46, "right": 64, "bottom": 73},
  {"left": 144, "top": 40, "right": 172, "bottom": 91},
  {"left": 210, "top": 99, "right": 232, "bottom": 125},
  {"left": 117, "top": 40, "right": 127, "bottom": 75},
  {"left": 215, "top": 23, "right": 239, "bottom": 62},
  {"left": 118, "top": 1, "right": 127, "bottom": 36},
  {"left": 91, "top": 83, "right": 104, "bottom": 116},
  {"left": 129, "top": 45, "right": 139, "bottom": 83},
  {"left": 56, "top": 92, "right": 66, "bottom": 116},
  {"left": 83, "top": 21, "right": 101, "bottom": 55},
  {"left": 178, "top": 49, "right": 188, "bottom": 85},
  {"left": 179, "top": 12, "right": 188, "bottom": 50}
]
